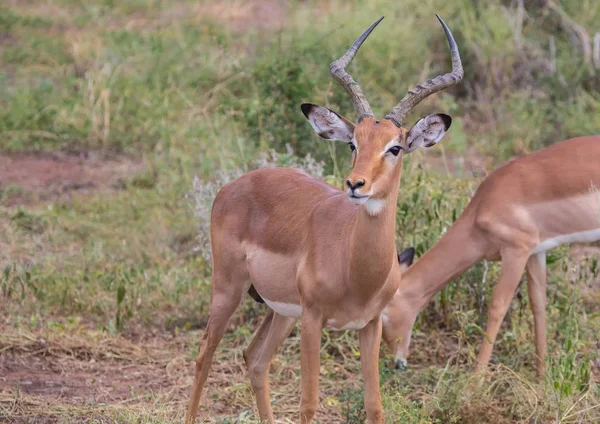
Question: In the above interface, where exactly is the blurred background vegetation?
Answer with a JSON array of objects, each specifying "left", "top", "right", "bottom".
[{"left": 1, "top": 0, "right": 599, "bottom": 422}]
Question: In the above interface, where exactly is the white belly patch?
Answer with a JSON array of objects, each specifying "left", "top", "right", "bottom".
[
  {"left": 263, "top": 298, "right": 302, "bottom": 318},
  {"left": 262, "top": 299, "right": 370, "bottom": 330},
  {"left": 326, "top": 319, "right": 368, "bottom": 331},
  {"left": 532, "top": 228, "right": 600, "bottom": 254}
]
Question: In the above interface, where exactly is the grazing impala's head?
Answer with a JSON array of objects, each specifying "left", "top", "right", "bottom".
[
  {"left": 381, "top": 291, "right": 419, "bottom": 370},
  {"left": 302, "top": 15, "right": 462, "bottom": 211}
]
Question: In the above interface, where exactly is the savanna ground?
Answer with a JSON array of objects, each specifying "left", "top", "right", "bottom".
[{"left": 1, "top": 0, "right": 600, "bottom": 422}]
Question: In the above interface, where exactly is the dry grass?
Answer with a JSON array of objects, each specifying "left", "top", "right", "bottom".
[
  {"left": 0, "top": 319, "right": 362, "bottom": 423},
  {"left": 2, "top": 317, "right": 599, "bottom": 423}
]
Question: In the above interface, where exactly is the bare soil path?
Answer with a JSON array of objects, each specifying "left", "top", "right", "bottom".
[{"left": 0, "top": 152, "right": 144, "bottom": 206}]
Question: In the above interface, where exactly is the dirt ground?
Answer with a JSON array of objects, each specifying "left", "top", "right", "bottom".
[
  {"left": 0, "top": 323, "right": 267, "bottom": 423},
  {"left": 0, "top": 152, "right": 144, "bottom": 206},
  {"left": 0, "top": 322, "right": 353, "bottom": 423},
  {"left": 0, "top": 327, "right": 186, "bottom": 423},
  {"left": 0, "top": 321, "right": 442, "bottom": 423}
]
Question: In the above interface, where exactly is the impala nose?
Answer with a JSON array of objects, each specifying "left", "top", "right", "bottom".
[
  {"left": 346, "top": 179, "right": 366, "bottom": 192},
  {"left": 394, "top": 358, "right": 408, "bottom": 371}
]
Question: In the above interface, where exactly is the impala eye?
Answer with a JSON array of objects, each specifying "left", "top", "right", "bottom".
[
  {"left": 348, "top": 143, "right": 356, "bottom": 152},
  {"left": 388, "top": 145, "right": 401, "bottom": 156}
]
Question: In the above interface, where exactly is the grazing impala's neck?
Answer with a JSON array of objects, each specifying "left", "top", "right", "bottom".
[{"left": 398, "top": 208, "right": 485, "bottom": 310}]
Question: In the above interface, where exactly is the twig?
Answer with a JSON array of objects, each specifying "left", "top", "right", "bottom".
[
  {"left": 561, "top": 389, "right": 590, "bottom": 422},
  {"left": 563, "top": 401, "right": 600, "bottom": 421},
  {"left": 497, "top": 363, "right": 540, "bottom": 421},
  {"left": 594, "top": 32, "right": 600, "bottom": 70},
  {"left": 433, "top": 354, "right": 454, "bottom": 394},
  {"left": 542, "top": 0, "right": 593, "bottom": 71},
  {"left": 508, "top": 0, "right": 525, "bottom": 51},
  {"left": 478, "top": 260, "right": 489, "bottom": 327},
  {"left": 550, "top": 36, "right": 557, "bottom": 74}
]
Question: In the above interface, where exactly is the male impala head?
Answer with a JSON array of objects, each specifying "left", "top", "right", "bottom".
[{"left": 302, "top": 15, "right": 462, "bottom": 212}]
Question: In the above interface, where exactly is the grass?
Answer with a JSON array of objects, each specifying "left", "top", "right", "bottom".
[{"left": 1, "top": 0, "right": 600, "bottom": 422}]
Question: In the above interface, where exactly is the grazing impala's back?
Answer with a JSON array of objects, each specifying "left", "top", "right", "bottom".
[
  {"left": 186, "top": 15, "right": 464, "bottom": 424},
  {"left": 475, "top": 136, "right": 600, "bottom": 248}
]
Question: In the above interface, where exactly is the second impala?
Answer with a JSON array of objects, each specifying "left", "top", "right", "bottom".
[{"left": 382, "top": 135, "right": 600, "bottom": 378}]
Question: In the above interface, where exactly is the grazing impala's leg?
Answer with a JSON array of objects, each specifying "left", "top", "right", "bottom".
[
  {"left": 299, "top": 308, "right": 323, "bottom": 424},
  {"left": 244, "top": 310, "right": 297, "bottom": 423},
  {"left": 526, "top": 252, "right": 547, "bottom": 379},
  {"left": 359, "top": 317, "right": 384, "bottom": 424},
  {"left": 475, "top": 249, "right": 530, "bottom": 373}
]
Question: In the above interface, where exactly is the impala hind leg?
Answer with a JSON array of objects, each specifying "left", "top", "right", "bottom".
[
  {"left": 244, "top": 310, "right": 297, "bottom": 423},
  {"left": 526, "top": 252, "right": 547, "bottom": 379},
  {"left": 185, "top": 275, "right": 247, "bottom": 424},
  {"left": 475, "top": 249, "right": 530, "bottom": 373}
]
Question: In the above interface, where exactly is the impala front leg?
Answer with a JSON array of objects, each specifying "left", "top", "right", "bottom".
[
  {"left": 299, "top": 308, "right": 323, "bottom": 424},
  {"left": 360, "top": 317, "right": 384, "bottom": 424}
]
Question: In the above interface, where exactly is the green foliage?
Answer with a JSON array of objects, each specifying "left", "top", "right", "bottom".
[
  {"left": 396, "top": 163, "right": 473, "bottom": 255},
  {"left": 2, "top": 0, "right": 599, "bottom": 158},
  {"left": 340, "top": 387, "right": 367, "bottom": 423},
  {"left": 235, "top": 54, "right": 316, "bottom": 152},
  {"left": 0, "top": 6, "right": 53, "bottom": 32}
]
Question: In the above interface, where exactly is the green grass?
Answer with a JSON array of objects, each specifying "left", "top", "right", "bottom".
[{"left": 1, "top": 0, "right": 600, "bottom": 422}]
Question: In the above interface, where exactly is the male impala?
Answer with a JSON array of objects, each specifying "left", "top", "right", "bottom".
[
  {"left": 186, "top": 15, "right": 463, "bottom": 423},
  {"left": 382, "top": 135, "right": 600, "bottom": 378}
]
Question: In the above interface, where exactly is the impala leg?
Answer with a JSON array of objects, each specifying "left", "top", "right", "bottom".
[
  {"left": 244, "top": 310, "right": 297, "bottom": 423},
  {"left": 299, "top": 308, "right": 323, "bottom": 424},
  {"left": 359, "top": 317, "right": 384, "bottom": 424},
  {"left": 526, "top": 252, "right": 547, "bottom": 379},
  {"left": 185, "top": 278, "right": 245, "bottom": 424},
  {"left": 475, "top": 250, "right": 529, "bottom": 373}
]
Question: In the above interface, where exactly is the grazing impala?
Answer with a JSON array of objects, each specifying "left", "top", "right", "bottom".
[
  {"left": 382, "top": 135, "right": 600, "bottom": 378},
  {"left": 185, "top": 15, "right": 464, "bottom": 424}
]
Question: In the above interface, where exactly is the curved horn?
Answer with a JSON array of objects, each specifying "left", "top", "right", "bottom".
[
  {"left": 330, "top": 16, "right": 384, "bottom": 122},
  {"left": 385, "top": 14, "right": 463, "bottom": 127}
]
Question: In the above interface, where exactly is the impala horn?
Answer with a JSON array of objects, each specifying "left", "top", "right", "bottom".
[
  {"left": 330, "top": 16, "right": 384, "bottom": 123},
  {"left": 385, "top": 14, "right": 463, "bottom": 127}
]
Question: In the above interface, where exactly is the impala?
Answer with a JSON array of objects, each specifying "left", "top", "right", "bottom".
[
  {"left": 185, "top": 15, "right": 463, "bottom": 423},
  {"left": 382, "top": 135, "right": 600, "bottom": 378}
]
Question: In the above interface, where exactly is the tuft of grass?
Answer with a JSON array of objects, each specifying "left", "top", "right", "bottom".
[{"left": 10, "top": 208, "right": 47, "bottom": 234}]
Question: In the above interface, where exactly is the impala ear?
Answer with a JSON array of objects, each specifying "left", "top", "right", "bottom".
[
  {"left": 301, "top": 103, "right": 355, "bottom": 142},
  {"left": 404, "top": 114, "right": 452, "bottom": 153},
  {"left": 397, "top": 247, "right": 415, "bottom": 271}
]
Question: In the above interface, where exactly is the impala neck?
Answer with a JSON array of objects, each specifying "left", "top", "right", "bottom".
[
  {"left": 399, "top": 209, "right": 485, "bottom": 311},
  {"left": 349, "top": 167, "right": 403, "bottom": 289}
]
